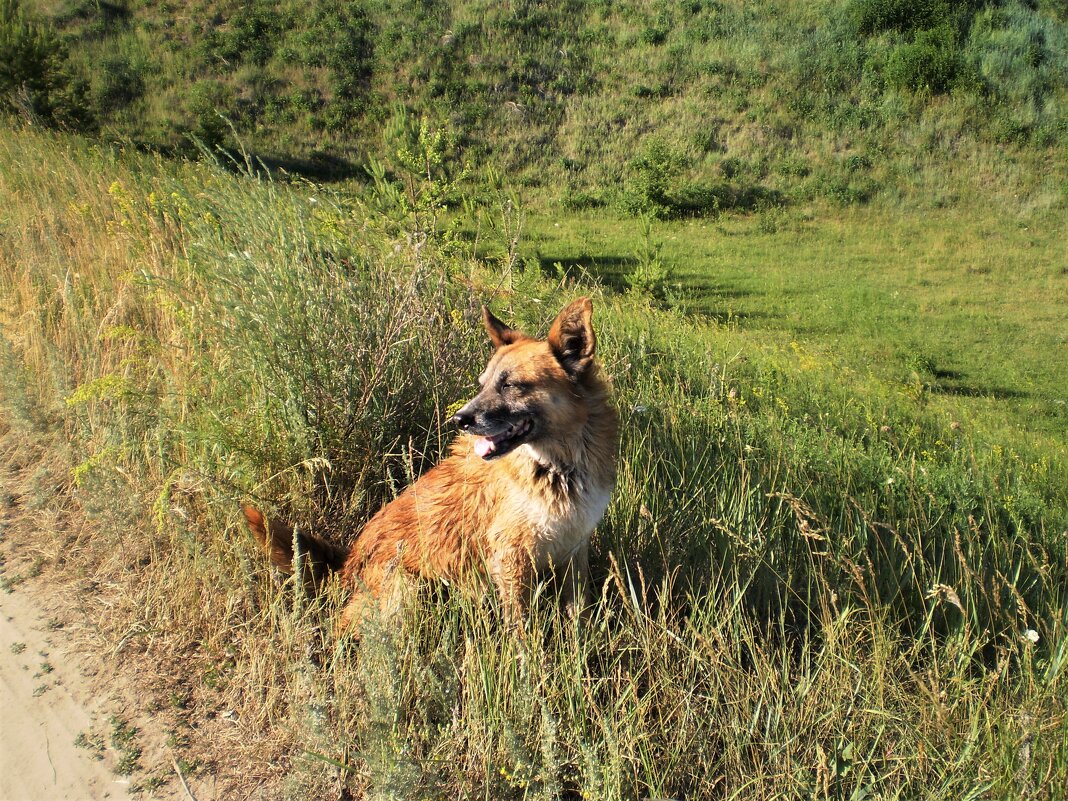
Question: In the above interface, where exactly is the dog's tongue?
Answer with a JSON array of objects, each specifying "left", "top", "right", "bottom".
[{"left": 473, "top": 437, "right": 496, "bottom": 458}]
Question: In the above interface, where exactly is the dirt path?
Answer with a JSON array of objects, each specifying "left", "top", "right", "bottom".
[
  {"left": 0, "top": 583, "right": 213, "bottom": 801},
  {"left": 0, "top": 585, "right": 134, "bottom": 799}
]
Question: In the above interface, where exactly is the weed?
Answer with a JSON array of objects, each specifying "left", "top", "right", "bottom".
[
  {"left": 74, "top": 730, "right": 105, "bottom": 759},
  {"left": 109, "top": 716, "right": 143, "bottom": 776}
]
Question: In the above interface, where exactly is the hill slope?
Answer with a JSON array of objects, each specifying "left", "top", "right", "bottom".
[{"left": 7, "top": 0, "right": 1068, "bottom": 207}]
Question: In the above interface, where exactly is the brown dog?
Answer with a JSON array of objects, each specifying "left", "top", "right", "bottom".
[{"left": 244, "top": 297, "right": 618, "bottom": 630}]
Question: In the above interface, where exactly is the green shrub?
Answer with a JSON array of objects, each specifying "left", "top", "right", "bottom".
[
  {"left": 90, "top": 52, "right": 144, "bottom": 115},
  {"left": 885, "top": 24, "right": 961, "bottom": 93},
  {"left": 851, "top": 0, "right": 951, "bottom": 35},
  {"left": 620, "top": 136, "right": 683, "bottom": 218},
  {"left": 216, "top": 1, "right": 283, "bottom": 67},
  {"left": 185, "top": 79, "right": 234, "bottom": 149},
  {"left": 300, "top": 1, "right": 375, "bottom": 126},
  {"left": 816, "top": 173, "right": 879, "bottom": 205},
  {"left": 561, "top": 188, "right": 605, "bottom": 210},
  {"left": 0, "top": 0, "right": 92, "bottom": 129}
]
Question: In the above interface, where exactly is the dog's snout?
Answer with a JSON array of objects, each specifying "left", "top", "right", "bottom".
[{"left": 452, "top": 408, "right": 475, "bottom": 430}]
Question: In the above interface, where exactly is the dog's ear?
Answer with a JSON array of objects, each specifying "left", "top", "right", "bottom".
[
  {"left": 482, "top": 305, "right": 521, "bottom": 349},
  {"left": 548, "top": 297, "right": 596, "bottom": 376}
]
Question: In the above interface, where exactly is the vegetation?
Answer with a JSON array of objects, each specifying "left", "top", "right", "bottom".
[
  {"left": 1, "top": 0, "right": 1066, "bottom": 798},
  {"left": 1, "top": 126, "right": 1066, "bottom": 799},
  {"left": 2, "top": 0, "right": 1065, "bottom": 201}
]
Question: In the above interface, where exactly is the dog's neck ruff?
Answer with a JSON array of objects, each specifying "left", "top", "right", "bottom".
[{"left": 525, "top": 448, "right": 582, "bottom": 495}]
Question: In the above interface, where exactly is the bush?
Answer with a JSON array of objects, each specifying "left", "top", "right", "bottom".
[
  {"left": 185, "top": 79, "right": 234, "bottom": 149},
  {"left": 90, "top": 53, "right": 144, "bottom": 115},
  {"left": 851, "top": 0, "right": 951, "bottom": 35},
  {"left": 300, "top": 1, "right": 375, "bottom": 122},
  {"left": 620, "top": 136, "right": 683, "bottom": 218},
  {"left": 885, "top": 24, "right": 961, "bottom": 92},
  {"left": 216, "top": 2, "right": 283, "bottom": 67},
  {"left": 0, "top": 0, "right": 92, "bottom": 129},
  {"left": 561, "top": 188, "right": 605, "bottom": 211}
]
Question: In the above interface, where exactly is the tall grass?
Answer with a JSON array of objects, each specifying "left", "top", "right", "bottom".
[{"left": 1, "top": 127, "right": 1066, "bottom": 798}]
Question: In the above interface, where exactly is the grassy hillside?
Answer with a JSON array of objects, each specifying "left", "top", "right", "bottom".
[
  {"left": 1, "top": 127, "right": 1066, "bottom": 799},
  {"left": 6, "top": 0, "right": 1068, "bottom": 207}
]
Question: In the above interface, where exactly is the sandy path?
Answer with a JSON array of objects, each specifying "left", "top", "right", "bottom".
[{"left": 0, "top": 587, "right": 135, "bottom": 800}]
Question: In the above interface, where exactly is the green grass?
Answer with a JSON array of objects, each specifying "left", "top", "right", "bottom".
[
  {"left": 1, "top": 126, "right": 1066, "bottom": 799},
  {"left": 524, "top": 201, "right": 1068, "bottom": 448},
  {"left": 9, "top": 0, "right": 1068, "bottom": 204}
]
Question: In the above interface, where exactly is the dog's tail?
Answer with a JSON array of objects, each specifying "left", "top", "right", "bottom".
[{"left": 242, "top": 505, "right": 348, "bottom": 584}]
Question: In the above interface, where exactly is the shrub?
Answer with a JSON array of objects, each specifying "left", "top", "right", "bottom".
[
  {"left": 620, "top": 136, "right": 683, "bottom": 218},
  {"left": 850, "top": 0, "right": 951, "bottom": 35},
  {"left": 561, "top": 188, "right": 605, "bottom": 211},
  {"left": 816, "top": 173, "right": 878, "bottom": 205},
  {"left": 216, "top": 2, "right": 283, "bottom": 67},
  {"left": 776, "top": 154, "right": 811, "bottom": 177},
  {"left": 885, "top": 24, "right": 961, "bottom": 93},
  {"left": 90, "top": 53, "right": 144, "bottom": 115},
  {"left": 300, "top": 1, "right": 375, "bottom": 125},
  {"left": 0, "top": 0, "right": 92, "bottom": 129},
  {"left": 185, "top": 79, "right": 234, "bottom": 149}
]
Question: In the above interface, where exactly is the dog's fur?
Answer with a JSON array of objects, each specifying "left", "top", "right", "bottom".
[{"left": 243, "top": 297, "right": 618, "bottom": 630}]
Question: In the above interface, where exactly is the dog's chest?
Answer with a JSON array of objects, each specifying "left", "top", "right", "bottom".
[{"left": 518, "top": 468, "right": 612, "bottom": 567}]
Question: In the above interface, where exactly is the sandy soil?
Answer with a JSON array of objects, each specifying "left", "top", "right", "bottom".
[
  {"left": 0, "top": 427, "right": 284, "bottom": 801},
  {"left": 0, "top": 580, "right": 222, "bottom": 801},
  {"left": 0, "top": 586, "right": 132, "bottom": 800}
]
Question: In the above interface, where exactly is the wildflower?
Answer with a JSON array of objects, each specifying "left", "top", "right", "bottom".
[{"left": 1022, "top": 629, "right": 1039, "bottom": 644}]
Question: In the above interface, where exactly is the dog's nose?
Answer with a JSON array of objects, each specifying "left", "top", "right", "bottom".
[{"left": 452, "top": 409, "right": 474, "bottom": 430}]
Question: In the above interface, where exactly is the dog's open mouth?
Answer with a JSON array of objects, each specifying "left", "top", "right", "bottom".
[{"left": 472, "top": 418, "right": 534, "bottom": 460}]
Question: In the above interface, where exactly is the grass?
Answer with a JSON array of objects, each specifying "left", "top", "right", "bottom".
[
  {"left": 10, "top": 0, "right": 1067, "bottom": 203},
  {"left": 523, "top": 200, "right": 1068, "bottom": 448},
  {"left": 0, "top": 125, "right": 1066, "bottom": 799}
]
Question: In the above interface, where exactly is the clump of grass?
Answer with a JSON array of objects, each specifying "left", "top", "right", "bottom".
[{"left": 74, "top": 730, "right": 105, "bottom": 760}]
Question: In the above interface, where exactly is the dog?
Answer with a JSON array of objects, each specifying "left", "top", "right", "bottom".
[{"left": 243, "top": 297, "right": 619, "bottom": 631}]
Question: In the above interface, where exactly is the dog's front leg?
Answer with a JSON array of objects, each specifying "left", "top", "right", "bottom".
[
  {"left": 559, "top": 542, "right": 592, "bottom": 619},
  {"left": 489, "top": 548, "right": 535, "bottom": 631}
]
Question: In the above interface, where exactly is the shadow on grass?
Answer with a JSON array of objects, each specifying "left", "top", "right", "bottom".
[
  {"left": 926, "top": 368, "right": 1029, "bottom": 400},
  {"left": 536, "top": 254, "right": 633, "bottom": 293},
  {"left": 929, "top": 381, "right": 1028, "bottom": 400}
]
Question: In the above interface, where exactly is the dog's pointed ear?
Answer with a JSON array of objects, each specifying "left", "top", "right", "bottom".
[
  {"left": 482, "top": 305, "right": 521, "bottom": 349},
  {"left": 548, "top": 297, "right": 596, "bottom": 376}
]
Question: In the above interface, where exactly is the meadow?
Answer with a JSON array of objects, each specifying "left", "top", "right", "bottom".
[
  {"left": 0, "top": 125, "right": 1066, "bottom": 799},
  {"left": 2, "top": 0, "right": 1068, "bottom": 797},
  {"left": 523, "top": 200, "right": 1068, "bottom": 448}
]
